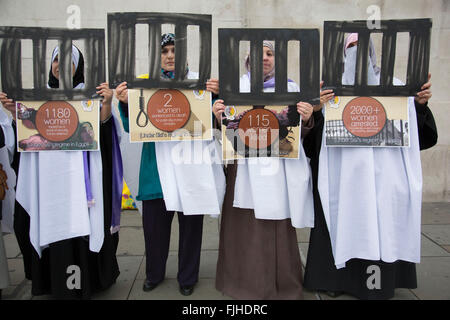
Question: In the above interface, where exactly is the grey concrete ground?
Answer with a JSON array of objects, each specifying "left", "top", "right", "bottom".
[{"left": 2, "top": 202, "right": 450, "bottom": 300}]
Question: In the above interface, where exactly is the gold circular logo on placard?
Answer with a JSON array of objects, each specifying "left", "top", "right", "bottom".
[
  {"left": 238, "top": 109, "right": 279, "bottom": 149},
  {"left": 35, "top": 101, "right": 79, "bottom": 142}
]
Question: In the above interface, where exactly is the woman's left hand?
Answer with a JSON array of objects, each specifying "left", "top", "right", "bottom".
[
  {"left": 297, "top": 102, "right": 313, "bottom": 123},
  {"left": 96, "top": 82, "right": 113, "bottom": 106},
  {"left": 206, "top": 78, "right": 219, "bottom": 95},
  {"left": 415, "top": 73, "right": 432, "bottom": 105}
]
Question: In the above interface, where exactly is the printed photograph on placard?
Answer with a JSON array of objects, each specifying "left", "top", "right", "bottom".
[
  {"left": 325, "top": 96, "right": 409, "bottom": 147},
  {"left": 221, "top": 105, "right": 301, "bottom": 160},
  {"left": 128, "top": 88, "right": 212, "bottom": 142},
  {"left": 15, "top": 100, "right": 100, "bottom": 152}
]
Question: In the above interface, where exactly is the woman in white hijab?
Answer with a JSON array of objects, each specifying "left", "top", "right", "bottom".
[
  {"left": 303, "top": 34, "right": 438, "bottom": 300},
  {"left": 213, "top": 41, "right": 315, "bottom": 300}
]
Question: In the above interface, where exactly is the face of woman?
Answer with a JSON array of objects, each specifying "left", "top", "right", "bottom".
[
  {"left": 263, "top": 46, "right": 275, "bottom": 76},
  {"left": 51, "top": 55, "right": 76, "bottom": 79},
  {"left": 161, "top": 44, "right": 175, "bottom": 72}
]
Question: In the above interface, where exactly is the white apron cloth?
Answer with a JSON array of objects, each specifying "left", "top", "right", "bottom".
[
  {"left": 16, "top": 151, "right": 104, "bottom": 257},
  {"left": 318, "top": 45, "right": 423, "bottom": 268},
  {"left": 232, "top": 74, "right": 315, "bottom": 228}
]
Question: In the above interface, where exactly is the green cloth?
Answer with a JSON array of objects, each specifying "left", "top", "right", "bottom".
[{"left": 118, "top": 101, "right": 163, "bottom": 200}]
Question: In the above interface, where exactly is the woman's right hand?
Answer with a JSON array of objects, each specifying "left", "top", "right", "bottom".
[
  {"left": 0, "top": 92, "right": 17, "bottom": 120},
  {"left": 212, "top": 99, "right": 226, "bottom": 121},
  {"left": 115, "top": 82, "right": 128, "bottom": 104},
  {"left": 0, "top": 164, "right": 8, "bottom": 201}
]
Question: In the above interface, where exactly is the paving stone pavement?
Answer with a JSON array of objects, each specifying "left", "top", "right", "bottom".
[{"left": 2, "top": 202, "right": 450, "bottom": 300}]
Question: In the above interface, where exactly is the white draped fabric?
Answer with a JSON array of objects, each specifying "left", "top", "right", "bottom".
[{"left": 155, "top": 138, "right": 225, "bottom": 216}]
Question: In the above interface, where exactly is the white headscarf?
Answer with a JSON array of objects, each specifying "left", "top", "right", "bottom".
[{"left": 318, "top": 40, "right": 423, "bottom": 268}]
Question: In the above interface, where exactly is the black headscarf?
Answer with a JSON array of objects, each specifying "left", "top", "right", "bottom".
[{"left": 48, "top": 45, "right": 85, "bottom": 89}]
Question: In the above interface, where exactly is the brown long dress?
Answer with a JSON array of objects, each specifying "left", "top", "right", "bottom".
[{"left": 215, "top": 162, "right": 303, "bottom": 300}]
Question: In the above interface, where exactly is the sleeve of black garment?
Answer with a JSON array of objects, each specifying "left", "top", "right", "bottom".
[{"left": 414, "top": 100, "right": 438, "bottom": 151}]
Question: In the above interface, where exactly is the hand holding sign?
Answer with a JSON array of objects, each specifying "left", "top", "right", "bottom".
[
  {"left": 319, "top": 81, "right": 335, "bottom": 106},
  {"left": 206, "top": 78, "right": 219, "bottom": 95},
  {"left": 97, "top": 83, "right": 113, "bottom": 105}
]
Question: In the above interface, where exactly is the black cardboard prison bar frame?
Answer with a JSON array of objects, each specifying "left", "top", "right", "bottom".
[
  {"left": 108, "top": 12, "right": 211, "bottom": 90},
  {"left": 0, "top": 26, "right": 105, "bottom": 101},
  {"left": 218, "top": 28, "right": 321, "bottom": 106},
  {"left": 322, "top": 19, "right": 432, "bottom": 96}
]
